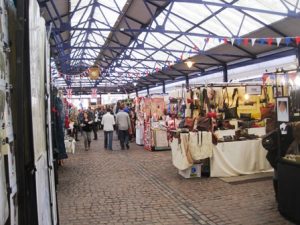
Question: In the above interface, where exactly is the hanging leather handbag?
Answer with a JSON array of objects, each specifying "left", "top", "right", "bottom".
[
  {"left": 178, "top": 118, "right": 185, "bottom": 128},
  {"left": 184, "top": 117, "right": 195, "bottom": 131},
  {"left": 260, "top": 104, "right": 274, "bottom": 119},
  {"left": 224, "top": 88, "right": 239, "bottom": 119},
  {"left": 196, "top": 117, "right": 212, "bottom": 131},
  {"left": 260, "top": 86, "right": 274, "bottom": 119},
  {"left": 219, "top": 87, "right": 229, "bottom": 113}
]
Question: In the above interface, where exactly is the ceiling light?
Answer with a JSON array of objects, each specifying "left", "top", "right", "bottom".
[
  {"left": 185, "top": 60, "right": 194, "bottom": 68},
  {"left": 117, "top": 88, "right": 120, "bottom": 92},
  {"left": 244, "top": 94, "right": 250, "bottom": 101},
  {"left": 133, "top": 82, "right": 137, "bottom": 86}
]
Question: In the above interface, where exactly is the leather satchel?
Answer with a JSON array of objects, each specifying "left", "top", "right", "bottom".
[
  {"left": 196, "top": 117, "right": 212, "bottom": 131},
  {"left": 184, "top": 117, "right": 195, "bottom": 131},
  {"left": 260, "top": 104, "right": 274, "bottom": 119},
  {"left": 224, "top": 88, "right": 239, "bottom": 119},
  {"left": 224, "top": 107, "right": 238, "bottom": 119}
]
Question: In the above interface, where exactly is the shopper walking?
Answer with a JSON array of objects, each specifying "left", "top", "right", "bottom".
[
  {"left": 116, "top": 104, "right": 131, "bottom": 150},
  {"left": 101, "top": 108, "right": 115, "bottom": 150},
  {"left": 80, "top": 111, "right": 93, "bottom": 151},
  {"left": 88, "top": 107, "right": 98, "bottom": 140}
]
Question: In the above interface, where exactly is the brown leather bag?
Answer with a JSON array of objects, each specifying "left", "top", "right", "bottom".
[
  {"left": 260, "top": 104, "right": 274, "bottom": 119},
  {"left": 196, "top": 117, "right": 212, "bottom": 131},
  {"left": 184, "top": 118, "right": 195, "bottom": 131}
]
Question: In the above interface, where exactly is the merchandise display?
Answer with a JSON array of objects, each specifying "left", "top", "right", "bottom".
[
  {"left": 135, "top": 95, "right": 171, "bottom": 151},
  {"left": 168, "top": 76, "right": 299, "bottom": 177}
]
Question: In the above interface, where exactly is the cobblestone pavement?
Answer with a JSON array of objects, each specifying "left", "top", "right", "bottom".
[{"left": 57, "top": 131, "right": 294, "bottom": 225}]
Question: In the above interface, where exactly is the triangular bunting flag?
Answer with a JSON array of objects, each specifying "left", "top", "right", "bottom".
[
  {"left": 276, "top": 37, "right": 282, "bottom": 46},
  {"left": 236, "top": 38, "right": 242, "bottom": 45},
  {"left": 251, "top": 38, "right": 256, "bottom": 46},
  {"left": 296, "top": 36, "right": 300, "bottom": 45},
  {"left": 230, "top": 38, "right": 235, "bottom": 45},
  {"left": 223, "top": 38, "right": 228, "bottom": 44},
  {"left": 267, "top": 38, "right": 273, "bottom": 46},
  {"left": 285, "top": 37, "right": 292, "bottom": 46},
  {"left": 243, "top": 38, "right": 249, "bottom": 46},
  {"left": 259, "top": 38, "right": 266, "bottom": 45}
]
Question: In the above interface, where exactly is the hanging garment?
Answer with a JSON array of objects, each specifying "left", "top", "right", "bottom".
[
  {"left": 199, "top": 131, "right": 213, "bottom": 159},
  {"left": 53, "top": 96, "right": 68, "bottom": 160},
  {"left": 170, "top": 138, "right": 192, "bottom": 170},
  {"left": 189, "top": 132, "right": 202, "bottom": 161}
]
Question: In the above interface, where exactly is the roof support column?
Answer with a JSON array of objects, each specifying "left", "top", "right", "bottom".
[
  {"left": 297, "top": 46, "right": 300, "bottom": 67},
  {"left": 223, "top": 64, "right": 228, "bottom": 82},
  {"left": 99, "top": 94, "right": 102, "bottom": 105},
  {"left": 162, "top": 81, "right": 166, "bottom": 94},
  {"left": 185, "top": 75, "right": 189, "bottom": 90},
  {"left": 135, "top": 89, "right": 139, "bottom": 97},
  {"left": 147, "top": 85, "right": 150, "bottom": 96}
]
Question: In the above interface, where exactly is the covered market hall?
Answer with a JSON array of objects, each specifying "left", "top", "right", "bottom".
[{"left": 1, "top": 0, "right": 300, "bottom": 224}]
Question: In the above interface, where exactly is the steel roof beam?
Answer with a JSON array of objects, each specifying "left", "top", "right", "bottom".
[
  {"left": 127, "top": 0, "right": 237, "bottom": 77},
  {"left": 55, "top": 46, "right": 251, "bottom": 58}
]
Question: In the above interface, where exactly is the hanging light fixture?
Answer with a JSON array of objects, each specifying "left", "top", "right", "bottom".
[
  {"left": 117, "top": 88, "right": 120, "bottom": 92},
  {"left": 185, "top": 60, "right": 194, "bottom": 68},
  {"left": 88, "top": 66, "right": 101, "bottom": 80},
  {"left": 133, "top": 82, "right": 137, "bottom": 86}
]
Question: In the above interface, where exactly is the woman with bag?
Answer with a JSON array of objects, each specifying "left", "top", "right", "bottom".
[{"left": 80, "top": 111, "right": 93, "bottom": 151}]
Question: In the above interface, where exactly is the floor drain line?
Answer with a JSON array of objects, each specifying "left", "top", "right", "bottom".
[
  {"left": 135, "top": 163, "right": 219, "bottom": 225},
  {"left": 118, "top": 153, "right": 230, "bottom": 224}
]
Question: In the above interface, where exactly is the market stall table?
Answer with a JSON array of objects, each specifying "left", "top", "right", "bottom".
[{"left": 210, "top": 139, "right": 272, "bottom": 177}]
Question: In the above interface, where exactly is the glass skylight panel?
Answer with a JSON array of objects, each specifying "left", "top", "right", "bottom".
[
  {"left": 69, "top": 0, "right": 127, "bottom": 70},
  {"left": 238, "top": 16, "right": 268, "bottom": 37}
]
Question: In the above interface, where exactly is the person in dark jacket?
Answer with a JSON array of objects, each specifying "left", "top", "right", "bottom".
[
  {"left": 80, "top": 111, "right": 93, "bottom": 151},
  {"left": 263, "top": 125, "right": 294, "bottom": 201}
]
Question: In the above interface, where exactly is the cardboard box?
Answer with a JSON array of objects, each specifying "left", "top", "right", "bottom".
[{"left": 178, "top": 164, "right": 202, "bottom": 178}]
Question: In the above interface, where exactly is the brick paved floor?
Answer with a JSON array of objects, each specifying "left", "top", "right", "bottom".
[{"left": 57, "top": 131, "right": 294, "bottom": 225}]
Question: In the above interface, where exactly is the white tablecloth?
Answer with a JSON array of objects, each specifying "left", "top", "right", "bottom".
[{"left": 210, "top": 139, "right": 272, "bottom": 177}]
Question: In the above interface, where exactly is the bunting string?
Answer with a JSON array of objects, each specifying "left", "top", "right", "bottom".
[{"left": 52, "top": 35, "right": 300, "bottom": 83}]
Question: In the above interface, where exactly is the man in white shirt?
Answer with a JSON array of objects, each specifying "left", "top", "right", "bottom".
[{"left": 101, "top": 108, "right": 115, "bottom": 150}]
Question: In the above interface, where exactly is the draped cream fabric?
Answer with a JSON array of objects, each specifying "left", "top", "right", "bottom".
[
  {"left": 170, "top": 138, "right": 192, "bottom": 170},
  {"left": 210, "top": 139, "right": 272, "bottom": 177},
  {"left": 189, "top": 132, "right": 213, "bottom": 161},
  {"left": 180, "top": 133, "right": 193, "bottom": 164}
]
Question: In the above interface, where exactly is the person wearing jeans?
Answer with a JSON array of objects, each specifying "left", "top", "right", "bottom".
[
  {"left": 116, "top": 104, "right": 132, "bottom": 150},
  {"left": 101, "top": 108, "right": 115, "bottom": 150},
  {"left": 80, "top": 111, "right": 93, "bottom": 151}
]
